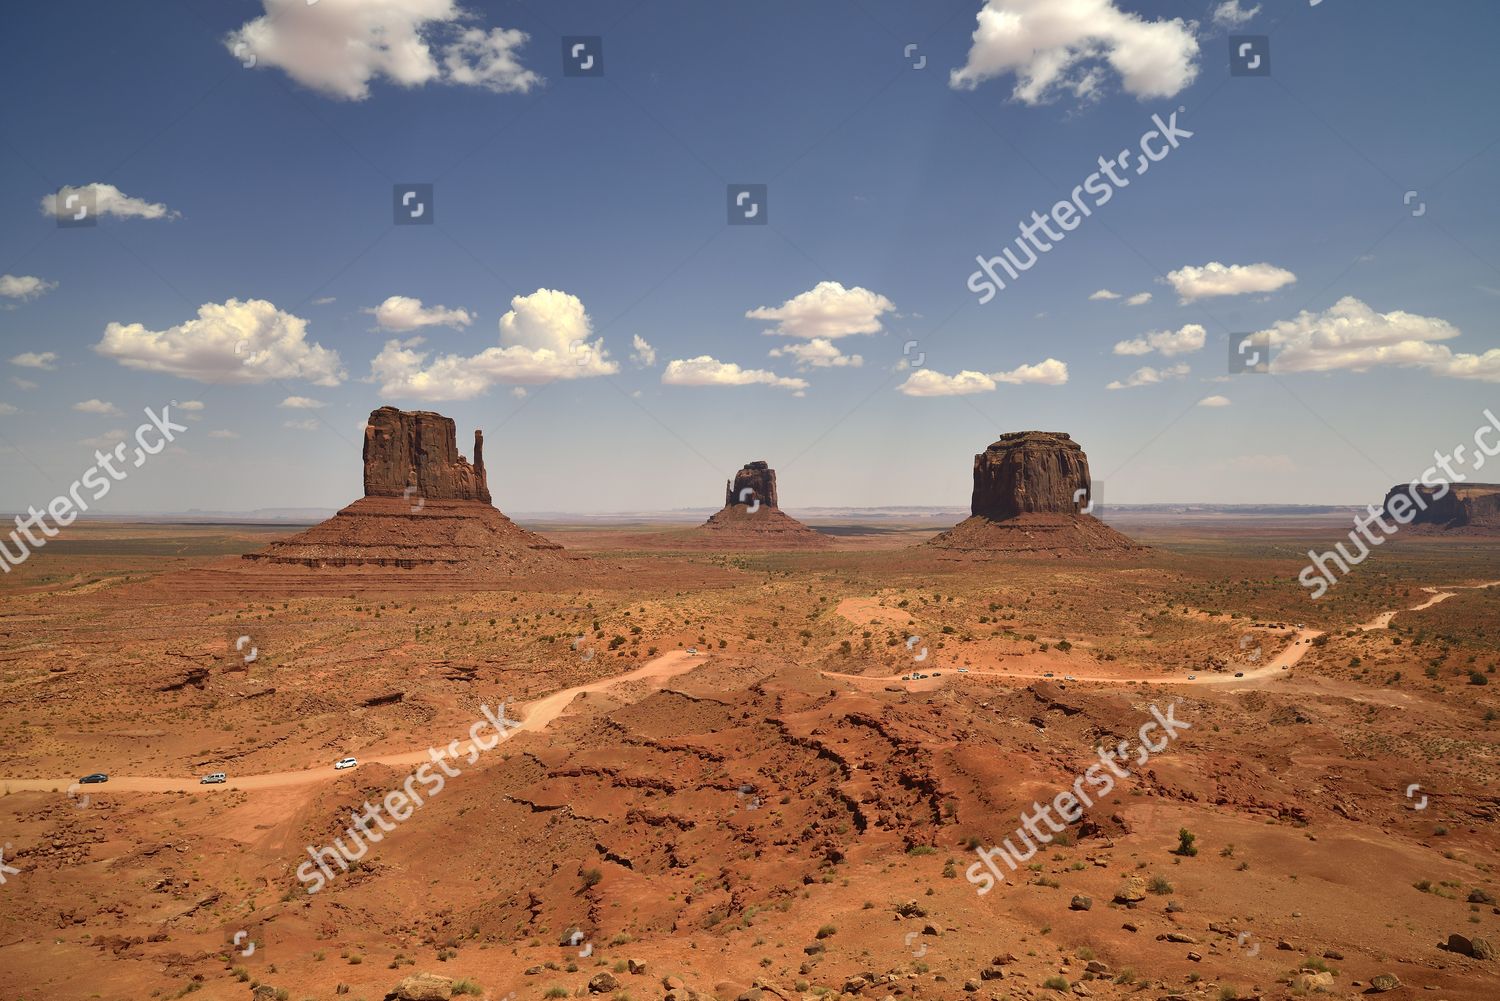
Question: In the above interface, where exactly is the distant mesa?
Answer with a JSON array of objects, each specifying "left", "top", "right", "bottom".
[
  {"left": 1382, "top": 482, "right": 1500, "bottom": 534},
  {"left": 928, "top": 431, "right": 1145, "bottom": 556},
  {"left": 242, "top": 406, "right": 571, "bottom": 573},
  {"left": 697, "top": 460, "right": 830, "bottom": 549}
]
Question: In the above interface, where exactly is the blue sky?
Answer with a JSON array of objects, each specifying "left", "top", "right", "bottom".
[{"left": 0, "top": 0, "right": 1497, "bottom": 514}]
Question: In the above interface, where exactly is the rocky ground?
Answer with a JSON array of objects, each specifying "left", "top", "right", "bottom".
[{"left": 0, "top": 516, "right": 1496, "bottom": 1001}]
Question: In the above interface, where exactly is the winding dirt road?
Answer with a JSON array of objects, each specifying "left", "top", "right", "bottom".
[
  {"left": 6, "top": 581, "right": 1496, "bottom": 799},
  {"left": 0, "top": 650, "right": 703, "bottom": 797}
]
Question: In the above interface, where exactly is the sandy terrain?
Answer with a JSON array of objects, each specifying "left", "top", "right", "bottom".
[{"left": 1, "top": 518, "right": 1498, "bottom": 1001}]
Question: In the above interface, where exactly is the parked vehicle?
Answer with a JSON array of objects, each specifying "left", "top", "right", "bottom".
[
  {"left": 78, "top": 773, "right": 108, "bottom": 784},
  {"left": 334, "top": 757, "right": 358, "bottom": 770},
  {"left": 200, "top": 772, "right": 227, "bottom": 784}
]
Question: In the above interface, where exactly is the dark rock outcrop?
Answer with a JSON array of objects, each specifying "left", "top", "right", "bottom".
[
  {"left": 726, "top": 461, "right": 778, "bottom": 510},
  {"left": 929, "top": 431, "right": 1145, "bottom": 556},
  {"left": 1382, "top": 482, "right": 1500, "bottom": 532},
  {"left": 364, "top": 406, "right": 489, "bottom": 503},
  {"left": 970, "top": 431, "right": 1090, "bottom": 519}
]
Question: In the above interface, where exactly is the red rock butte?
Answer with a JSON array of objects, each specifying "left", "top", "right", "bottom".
[
  {"left": 1382, "top": 482, "right": 1500, "bottom": 534},
  {"left": 929, "top": 431, "right": 1145, "bottom": 556},
  {"left": 240, "top": 407, "right": 570, "bottom": 574},
  {"left": 697, "top": 460, "right": 830, "bottom": 549}
]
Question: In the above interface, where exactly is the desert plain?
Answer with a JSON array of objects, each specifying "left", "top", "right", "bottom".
[{"left": 1, "top": 508, "right": 1497, "bottom": 1001}]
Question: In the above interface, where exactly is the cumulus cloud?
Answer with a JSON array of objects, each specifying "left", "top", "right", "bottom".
[
  {"left": 80, "top": 429, "right": 127, "bottom": 448},
  {"left": 0, "top": 274, "right": 57, "bottom": 302},
  {"left": 1089, "top": 289, "right": 1121, "bottom": 300},
  {"left": 661, "top": 356, "right": 808, "bottom": 393},
  {"left": 1165, "top": 261, "right": 1297, "bottom": 302},
  {"left": 208, "top": 429, "right": 239, "bottom": 439},
  {"left": 1106, "top": 362, "right": 1190, "bottom": 389},
  {"left": 40, "top": 183, "right": 178, "bottom": 221},
  {"left": 10, "top": 378, "right": 37, "bottom": 391},
  {"left": 1258, "top": 296, "right": 1499, "bottom": 381},
  {"left": 177, "top": 400, "right": 205, "bottom": 411},
  {"left": 898, "top": 357, "right": 1068, "bottom": 396},
  {"left": 1197, "top": 394, "right": 1231, "bottom": 407},
  {"left": 366, "top": 295, "right": 472, "bottom": 331},
  {"left": 1211, "top": 1, "right": 1261, "bottom": 28},
  {"left": 1125, "top": 291, "right": 1153, "bottom": 306},
  {"left": 10, "top": 351, "right": 58, "bottom": 370},
  {"left": 769, "top": 338, "right": 864, "bottom": 370},
  {"left": 226, "top": 0, "right": 539, "bottom": 101},
  {"left": 96, "top": 298, "right": 345, "bottom": 386},
  {"left": 1112, "top": 323, "right": 1206, "bottom": 357},
  {"left": 950, "top": 0, "right": 1200, "bottom": 104},
  {"left": 370, "top": 288, "right": 618, "bottom": 400},
  {"left": 280, "top": 396, "right": 326, "bottom": 409},
  {"left": 746, "top": 281, "right": 895, "bottom": 339},
  {"left": 73, "top": 399, "right": 123, "bottom": 416},
  {"left": 0, "top": 403, "right": 17, "bottom": 416},
  {"left": 630, "top": 334, "right": 656, "bottom": 368}
]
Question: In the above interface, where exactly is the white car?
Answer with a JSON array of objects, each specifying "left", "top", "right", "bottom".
[
  {"left": 334, "top": 757, "right": 358, "bottom": 770},
  {"left": 200, "top": 772, "right": 227, "bottom": 784}
]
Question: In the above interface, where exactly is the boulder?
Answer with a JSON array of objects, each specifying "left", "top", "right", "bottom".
[
  {"left": 1069, "top": 894, "right": 1092, "bottom": 911},
  {"left": 1443, "top": 932, "right": 1495, "bottom": 959},
  {"left": 384, "top": 973, "right": 453, "bottom": 1001},
  {"left": 1114, "top": 876, "right": 1148, "bottom": 903},
  {"left": 589, "top": 972, "right": 621, "bottom": 993},
  {"left": 1291, "top": 971, "right": 1335, "bottom": 993},
  {"left": 1369, "top": 973, "right": 1401, "bottom": 992}
]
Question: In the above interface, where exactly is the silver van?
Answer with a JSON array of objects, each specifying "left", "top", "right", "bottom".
[{"left": 200, "top": 772, "right": 227, "bottom": 784}]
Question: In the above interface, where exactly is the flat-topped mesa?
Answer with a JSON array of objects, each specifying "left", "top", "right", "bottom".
[
  {"left": 726, "top": 460, "right": 779, "bottom": 510},
  {"left": 971, "top": 431, "right": 1090, "bottom": 520},
  {"left": 1382, "top": 482, "right": 1500, "bottom": 531},
  {"left": 363, "top": 406, "right": 490, "bottom": 504}
]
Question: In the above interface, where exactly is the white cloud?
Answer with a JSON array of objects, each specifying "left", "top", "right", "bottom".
[
  {"left": 312, "top": 296, "right": 337, "bottom": 305},
  {"left": 177, "top": 400, "right": 205, "bottom": 411},
  {"left": 1112, "top": 323, "right": 1206, "bottom": 357},
  {"left": 1125, "top": 291, "right": 1153, "bottom": 306},
  {"left": 366, "top": 295, "right": 472, "bottom": 331},
  {"left": 1106, "top": 362, "right": 1190, "bottom": 389},
  {"left": 1088, "top": 289, "right": 1121, "bottom": 301},
  {"left": 227, "top": 0, "right": 539, "bottom": 101},
  {"left": 0, "top": 403, "right": 16, "bottom": 416},
  {"left": 950, "top": 0, "right": 1200, "bottom": 105},
  {"left": 1165, "top": 261, "right": 1297, "bottom": 303},
  {"left": 661, "top": 356, "right": 808, "bottom": 393},
  {"left": 1197, "top": 394, "right": 1231, "bottom": 407},
  {"left": 10, "top": 352, "right": 57, "bottom": 370},
  {"left": 284, "top": 418, "right": 321, "bottom": 431},
  {"left": 0, "top": 275, "right": 57, "bottom": 301},
  {"left": 96, "top": 298, "right": 345, "bottom": 386},
  {"left": 80, "top": 429, "right": 127, "bottom": 448},
  {"left": 40, "top": 183, "right": 178, "bottom": 221},
  {"left": 280, "top": 395, "right": 327, "bottom": 409},
  {"left": 769, "top": 338, "right": 864, "bottom": 369},
  {"left": 898, "top": 370, "right": 996, "bottom": 397},
  {"left": 442, "top": 26, "right": 541, "bottom": 93},
  {"left": 746, "top": 281, "right": 895, "bottom": 339},
  {"left": 73, "top": 399, "right": 122, "bottom": 417},
  {"left": 370, "top": 289, "right": 618, "bottom": 400},
  {"left": 510, "top": 386, "right": 527, "bottom": 399},
  {"left": 10, "top": 378, "right": 36, "bottom": 391},
  {"left": 1211, "top": 1, "right": 1261, "bottom": 28},
  {"left": 630, "top": 334, "right": 656, "bottom": 368},
  {"left": 898, "top": 357, "right": 1068, "bottom": 396},
  {"left": 995, "top": 358, "right": 1069, "bottom": 384},
  {"left": 208, "top": 429, "right": 239, "bottom": 439},
  {"left": 1259, "top": 296, "right": 1499, "bottom": 382}
]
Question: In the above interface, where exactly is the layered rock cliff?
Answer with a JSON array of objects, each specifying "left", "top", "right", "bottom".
[
  {"left": 970, "top": 431, "right": 1090, "bottom": 519},
  {"left": 363, "top": 406, "right": 490, "bottom": 504},
  {"left": 726, "top": 461, "right": 779, "bottom": 510},
  {"left": 1382, "top": 482, "right": 1500, "bottom": 532}
]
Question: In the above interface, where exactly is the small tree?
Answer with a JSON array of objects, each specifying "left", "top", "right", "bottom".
[{"left": 1175, "top": 828, "right": 1198, "bottom": 857}]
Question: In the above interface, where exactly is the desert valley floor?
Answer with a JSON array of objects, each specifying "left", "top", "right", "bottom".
[{"left": 1, "top": 514, "right": 1497, "bottom": 1001}]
